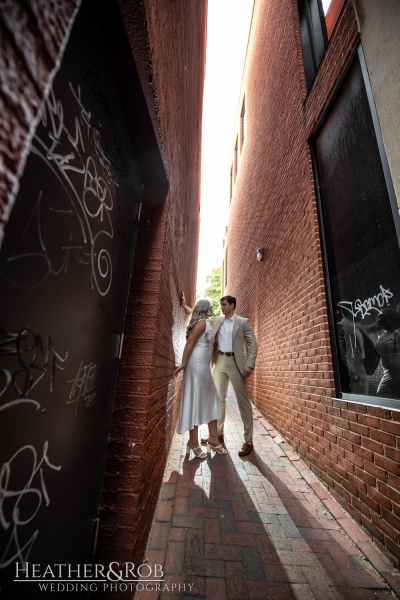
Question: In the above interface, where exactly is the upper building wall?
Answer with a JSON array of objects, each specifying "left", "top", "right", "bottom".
[{"left": 357, "top": 0, "right": 400, "bottom": 205}]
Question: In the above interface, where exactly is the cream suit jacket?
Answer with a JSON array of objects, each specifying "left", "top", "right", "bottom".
[
  {"left": 185, "top": 307, "right": 257, "bottom": 374},
  {"left": 211, "top": 315, "right": 257, "bottom": 374}
]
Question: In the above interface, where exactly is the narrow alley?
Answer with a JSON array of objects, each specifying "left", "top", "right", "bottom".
[
  {"left": 139, "top": 390, "right": 400, "bottom": 600},
  {"left": 2, "top": 2, "right": 400, "bottom": 599}
]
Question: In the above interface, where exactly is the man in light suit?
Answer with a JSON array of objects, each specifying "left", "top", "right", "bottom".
[{"left": 182, "top": 293, "right": 258, "bottom": 457}]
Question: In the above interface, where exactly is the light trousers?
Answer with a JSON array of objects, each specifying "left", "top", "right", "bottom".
[{"left": 212, "top": 355, "right": 253, "bottom": 442}]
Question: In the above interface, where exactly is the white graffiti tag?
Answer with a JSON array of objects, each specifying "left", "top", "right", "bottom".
[
  {"left": 338, "top": 285, "right": 393, "bottom": 320},
  {"left": 67, "top": 360, "right": 99, "bottom": 415},
  {"left": 0, "top": 441, "right": 61, "bottom": 569}
]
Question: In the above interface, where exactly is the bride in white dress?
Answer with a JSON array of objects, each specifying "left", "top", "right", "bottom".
[{"left": 174, "top": 299, "right": 228, "bottom": 458}]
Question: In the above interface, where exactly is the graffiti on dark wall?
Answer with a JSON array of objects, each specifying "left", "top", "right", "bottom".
[{"left": 0, "top": 4, "right": 143, "bottom": 593}]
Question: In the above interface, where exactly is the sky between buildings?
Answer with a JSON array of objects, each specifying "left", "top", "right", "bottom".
[{"left": 196, "top": 0, "right": 333, "bottom": 298}]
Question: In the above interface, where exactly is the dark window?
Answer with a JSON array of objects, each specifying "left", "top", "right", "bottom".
[
  {"left": 314, "top": 51, "right": 400, "bottom": 410},
  {"left": 297, "top": 0, "right": 326, "bottom": 90}
]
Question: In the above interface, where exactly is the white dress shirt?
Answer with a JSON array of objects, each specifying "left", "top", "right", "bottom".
[{"left": 218, "top": 314, "right": 236, "bottom": 352}]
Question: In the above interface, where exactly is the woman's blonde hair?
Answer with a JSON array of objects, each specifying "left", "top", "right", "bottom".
[{"left": 186, "top": 299, "right": 212, "bottom": 339}]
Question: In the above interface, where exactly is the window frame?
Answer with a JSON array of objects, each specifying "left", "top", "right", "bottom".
[
  {"left": 297, "top": 0, "right": 327, "bottom": 90},
  {"left": 311, "top": 44, "right": 400, "bottom": 411}
]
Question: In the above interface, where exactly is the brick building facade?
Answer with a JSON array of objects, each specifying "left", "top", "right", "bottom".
[
  {"left": 225, "top": 0, "right": 400, "bottom": 564},
  {"left": 0, "top": 0, "right": 206, "bottom": 596}
]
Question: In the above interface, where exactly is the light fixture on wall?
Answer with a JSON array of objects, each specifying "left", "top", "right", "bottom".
[{"left": 256, "top": 247, "right": 264, "bottom": 261}]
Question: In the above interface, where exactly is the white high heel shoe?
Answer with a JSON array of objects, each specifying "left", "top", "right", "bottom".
[
  {"left": 186, "top": 443, "right": 207, "bottom": 459},
  {"left": 208, "top": 442, "right": 228, "bottom": 455}
]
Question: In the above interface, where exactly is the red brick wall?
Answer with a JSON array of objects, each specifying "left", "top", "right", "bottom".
[
  {"left": 0, "top": 0, "right": 81, "bottom": 242},
  {"left": 94, "top": 0, "right": 206, "bottom": 581},
  {"left": 227, "top": 0, "right": 400, "bottom": 563}
]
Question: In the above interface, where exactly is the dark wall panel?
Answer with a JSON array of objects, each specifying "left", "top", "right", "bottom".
[{"left": 0, "top": 4, "right": 143, "bottom": 597}]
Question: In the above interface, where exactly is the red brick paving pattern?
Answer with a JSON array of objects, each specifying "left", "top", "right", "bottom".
[{"left": 137, "top": 388, "right": 399, "bottom": 599}]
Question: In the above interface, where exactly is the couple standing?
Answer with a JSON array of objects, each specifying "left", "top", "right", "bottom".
[{"left": 174, "top": 293, "right": 258, "bottom": 458}]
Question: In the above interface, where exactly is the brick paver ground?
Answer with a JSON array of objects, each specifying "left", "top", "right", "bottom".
[{"left": 136, "top": 387, "right": 400, "bottom": 600}]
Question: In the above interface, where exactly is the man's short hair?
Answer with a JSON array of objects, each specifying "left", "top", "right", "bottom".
[{"left": 220, "top": 295, "right": 236, "bottom": 309}]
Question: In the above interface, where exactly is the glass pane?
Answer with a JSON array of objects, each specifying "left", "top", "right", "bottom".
[{"left": 316, "top": 57, "right": 400, "bottom": 401}]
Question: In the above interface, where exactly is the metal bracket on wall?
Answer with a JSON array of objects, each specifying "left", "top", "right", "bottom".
[
  {"left": 91, "top": 518, "right": 100, "bottom": 555},
  {"left": 114, "top": 333, "right": 125, "bottom": 359}
]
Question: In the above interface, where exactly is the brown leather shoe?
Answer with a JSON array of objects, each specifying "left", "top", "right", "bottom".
[
  {"left": 238, "top": 442, "right": 254, "bottom": 457},
  {"left": 201, "top": 434, "right": 224, "bottom": 444}
]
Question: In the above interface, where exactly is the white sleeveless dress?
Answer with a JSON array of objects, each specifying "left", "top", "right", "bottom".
[{"left": 177, "top": 319, "right": 221, "bottom": 433}]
